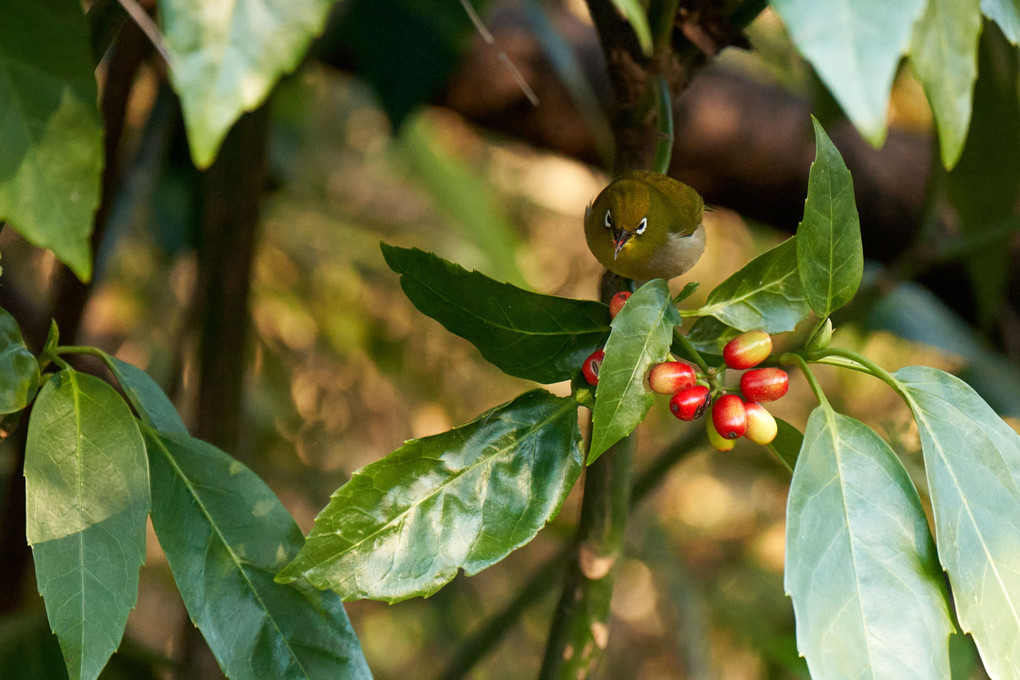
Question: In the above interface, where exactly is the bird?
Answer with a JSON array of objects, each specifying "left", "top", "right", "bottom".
[{"left": 584, "top": 170, "right": 706, "bottom": 281}]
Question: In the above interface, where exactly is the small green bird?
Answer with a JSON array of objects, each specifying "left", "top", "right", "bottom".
[{"left": 584, "top": 170, "right": 706, "bottom": 281}]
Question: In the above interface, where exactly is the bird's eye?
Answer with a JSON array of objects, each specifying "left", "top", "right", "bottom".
[
  {"left": 636, "top": 217, "right": 648, "bottom": 235},
  {"left": 604, "top": 210, "right": 613, "bottom": 229}
]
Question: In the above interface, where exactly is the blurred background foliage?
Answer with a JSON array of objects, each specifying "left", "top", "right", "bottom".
[{"left": 1, "top": 0, "right": 1017, "bottom": 678}]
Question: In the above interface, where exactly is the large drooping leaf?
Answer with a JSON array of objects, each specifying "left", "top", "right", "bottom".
[
  {"left": 25, "top": 370, "right": 149, "bottom": 680},
  {"left": 785, "top": 406, "right": 953, "bottom": 679},
  {"left": 382, "top": 243, "right": 610, "bottom": 383},
  {"left": 105, "top": 355, "right": 187, "bottom": 433},
  {"left": 0, "top": 0, "right": 100, "bottom": 281},
  {"left": 589, "top": 279, "right": 679, "bottom": 463},
  {"left": 796, "top": 118, "right": 863, "bottom": 318},
  {"left": 688, "top": 238, "right": 811, "bottom": 334},
  {"left": 0, "top": 307, "right": 39, "bottom": 414},
  {"left": 771, "top": 0, "right": 926, "bottom": 145},
  {"left": 982, "top": 0, "right": 1020, "bottom": 44},
  {"left": 946, "top": 30, "right": 1020, "bottom": 326},
  {"left": 159, "top": 0, "right": 335, "bottom": 167},
  {"left": 896, "top": 366, "right": 1020, "bottom": 680},
  {"left": 909, "top": 0, "right": 982, "bottom": 168},
  {"left": 146, "top": 431, "right": 372, "bottom": 679},
  {"left": 277, "top": 390, "right": 583, "bottom": 602}
]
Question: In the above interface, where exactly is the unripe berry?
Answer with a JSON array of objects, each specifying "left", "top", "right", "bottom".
[
  {"left": 609, "top": 291, "right": 631, "bottom": 319},
  {"left": 723, "top": 330, "right": 772, "bottom": 369},
  {"left": 582, "top": 349, "right": 605, "bottom": 386},
  {"left": 706, "top": 413, "right": 736, "bottom": 451},
  {"left": 740, "top": 368, "right": 789, "bottom": 402},
  {"left": 648, "top": 361, "right": 697, "bottom": 394},
  {"left": 743, "top": 402, "right": 778, "bottom": 445},
  {"left": 712, "top": 394, "right": 747, "bottom": 439},
  {"left": 669, "top": 385, "right": 711, "bottom": 421}
]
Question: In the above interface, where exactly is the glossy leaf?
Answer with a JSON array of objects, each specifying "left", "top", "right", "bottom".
[
  {"left": 982, "top": 0, "right": 1020, "bottom": 44},
  {"left": 277, "top": 390, "right": 583, "bottom": 602},
  {"left": 0, "top": 0, "right": 100, "bottom": 281},
  {"left": 909, "top": 0, "right": 982, "bottom": 168},
  {"left": 25, "top": 370, "right": 149, "bottom": 680},
  {"left": 0, "top": 307, "right": 39, "bottom": 414},
  {"left": 785, "top": 407, "right": 953, "bottom": 679},
  {"left": 106, "top": 355, "right": 187, "bottom": 433},
  {"left": 159, "top": 0, "right": 335, "bottom": 167},
  {"left": 609, "top": 0, "right": 653, "bottom": 54},
  {"left": 796, "top": 118, "right": 863, "bottom": 318},
  {"left": 691, "top": 238, "right": 811, "bottom": 334},
  {"left": 683, "top": 315, "right": 737, "bottom": 356},
  {"left": 767, "top": 417, "right": 803, "bottom": 474},
  {"left": 382, "top": 243, "right": 610, "bottom": 383},
  {"left": 589, "top": 280, "right": 680, "bottom": 463},
  {"left": 771, "top": 0, "right": 926, "bottom": 145},
  {"left": 146, "top": 431, "right": 372, "bottom": 679},
  {"left": 896, "top": 366, "right": 1020, "bottom": 680}
]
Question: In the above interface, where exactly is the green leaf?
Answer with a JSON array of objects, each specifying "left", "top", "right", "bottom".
[
  {"left": 796, "top": 118, "right": 863, "bottom": 318},
  {"left": 0, "top": 0, "right": 100, "bottom": 281},
  {"left": 610, "top": 0, "right": 653, "bottom": 55},
  {"left": 908, "top": 0, "right": 982, "bottom": 168},
  {"left": 25, "top": 370, "right": 149, "bottom": 680},
  {"left": 785, "top": 406, "right": 953, "bottom": 679},
  {"left": 771, "top": 0, "right": 926, "bottom": 145},
  {"left": 277, "top": 390, "right": 583, "bottom": 602},
  {"left": 0, "top": 612, "right": 69, "bottom": 680},
  {"left": 767, "top": 417, "right": 803, "bottom": 473},
  {"left": 589, "top": 280, "right": 680, "bottom": 464},
  {"left": 683, "top": 315, "right": 737, "bottom": 355},
  {"left": 689, "top": 238, "right": 811, "bottom": 334},
  {"left": 946, "top": 29, "right": 1020, "bottom": 325},
  {"left": 146, "top": 430, "right": 372, "bottom": 678},
  {"left": 0, "top": 307, "right": 39, "bottom": 414},
  {"left": 382, "top": 243, "right": 610, "bottom": 383},
  {"left": 159, "top": 0, "right": 335, "bottom": 168},
  {"left": 895, "top": 366, "right": 1020, "bottom": 680},
  {"left": 105, "top": 356, "right": 187, "bottom": 433},
  {"left": 982, "top": 0, "right": 1020, "bottom": 44}
]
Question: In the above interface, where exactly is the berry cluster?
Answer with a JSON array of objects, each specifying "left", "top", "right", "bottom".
[{"left": 653, "top": 330, "right": 789, "bottom": 451}]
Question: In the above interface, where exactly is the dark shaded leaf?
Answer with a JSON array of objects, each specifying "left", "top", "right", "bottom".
[
  {"left": 146, "top": 431, "right": 372, "bottom": 679},
  {"left": 382, "top": 243, "right": 610, "bottom": 383},
  {"left": 767, "top": 417, "right": 802, "bottom": 473},
  {"left": 106, "top": 356, "right": 187, "bottom": 433},
  {"left": 26, "top": 370, "right": 148, "bottom": 680},
  {"left": 896, "top": 366, "right": 1020, "bottom": 680},
  {"left": 785, "top": 406, "right": 953, "bottom": 679},
  {"left": 796, "top": 118, "right": 863, "bottom": 318},
  {"left": 0, "top": 307, "right": 39, "bottom": 414},
  {"left": 589, "top": 279, "right": 680, "bottom": 463},
  {"left": 277, "top": 390, "right": 583, "bottom": 602}
]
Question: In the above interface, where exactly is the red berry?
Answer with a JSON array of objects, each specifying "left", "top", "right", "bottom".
[
  {"left": 740, "top": 368, "right": 789, "bottom": 402},
  {"left": 582, "top": 349, "right": 605, "bottom": 386},
  {"left": 712, "top": 394, "right": 747, "bottom": 439},
  {"left": 648, "top": 361, "right": 697, "bottom": 394},
  {"left": 743, "top": 402, "right": 778, "bottom": 445},
  {"left": 706, "top": 414, "right": 736, "bottom": 451},
  {"left": 609, "top": 291, "right": 631, "bottom": 319},
  {"left": 723, "top": 330, "right": 772, "bottom": 369},
  {"left": 669, "top": 385, "right": 711, "bottom": 421}
]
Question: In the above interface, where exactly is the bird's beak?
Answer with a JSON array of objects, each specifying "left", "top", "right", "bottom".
[{"left": 613, "top": 230, "right": 632, "bottom": 260}]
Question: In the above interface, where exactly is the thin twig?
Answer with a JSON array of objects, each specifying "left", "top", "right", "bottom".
[
  {"left": 458, "top": 0, "right": 539, "bottom": 106},
  {"left": 115, "top": 0, "right": 172, "bottom": 63}
]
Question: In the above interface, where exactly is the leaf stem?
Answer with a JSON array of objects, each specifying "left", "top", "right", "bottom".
[
  {"left": 807, "top": 346, "right": 907, "bottom": 400},
  {"left": 781, "top": 353, "right": 829, "bottom": 409},
  {"left": 672, "top": 327, "right": 710, "bottom": 373}
]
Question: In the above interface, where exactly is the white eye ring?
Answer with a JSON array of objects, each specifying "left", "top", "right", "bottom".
[
  {"left": 604, "top": 210, "right": 613, "bottom": 229},
  {"left": 636, "top": 217, "right": 648, "bottom": 235}
]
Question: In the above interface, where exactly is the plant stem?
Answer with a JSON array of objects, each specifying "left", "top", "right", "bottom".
[
  {"left": 808, "top": 346, "right": 907, "bottom": 400},
  {"left": 653, "top": 75, "right": 674, "bottom": 174},
  {"left": 672, "top": 327, "right": 711, "bottom": 373},
  {"left": 781, "top": 353, "right": 829, "bottom": 409}
]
